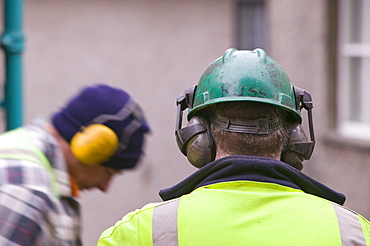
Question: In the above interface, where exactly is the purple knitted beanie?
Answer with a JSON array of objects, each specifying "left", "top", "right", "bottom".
[{"left": 52, "top": 84, "right": 150, "bottom": 169}]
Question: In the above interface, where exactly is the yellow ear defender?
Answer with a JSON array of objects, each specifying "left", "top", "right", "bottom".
[{"left": 70, "top": 124, "right": 119, "bottom": 165}]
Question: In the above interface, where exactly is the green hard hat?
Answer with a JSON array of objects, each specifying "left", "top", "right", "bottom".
[{"left": 188, "top": 48, "right": 301, "bottom": 123}]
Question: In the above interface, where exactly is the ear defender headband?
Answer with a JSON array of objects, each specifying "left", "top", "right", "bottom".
[
  {"left": 175, "top": 85, "right": 315, "bottom": 169},
  {"left": 69, "top": 98, "right": 145, "bottom": 165}
]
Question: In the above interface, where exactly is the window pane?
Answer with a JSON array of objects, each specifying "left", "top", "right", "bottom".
[
  {"left": 349, "top": 0, "right": 362, "bottom": 43},
  {"left": 347, "top": 57, "right": 361, "bottom": 121},
  {"left": 337, "top": 0, "right": 370, "bottom": 140}
]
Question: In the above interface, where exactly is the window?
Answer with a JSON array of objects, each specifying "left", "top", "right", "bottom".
[
  {"left": 337, "top": 0, "right": 370, "bottom": 140},
  {"left": 236, "top": 0, "right": 267, "bottom": 51}
]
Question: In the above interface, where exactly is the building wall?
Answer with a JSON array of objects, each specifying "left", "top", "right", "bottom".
[
  {"left": 22, "top": 0, "right": 234, "bottom": 245},
  {"left": 0, "top": 0, "right": 369, "bottom": 245},
  {"left": 268, "top": 0, "right": 370, "bottom": 219}
]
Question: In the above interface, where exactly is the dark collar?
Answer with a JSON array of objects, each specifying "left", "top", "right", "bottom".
[{"left": 159, "top": 156, "right": 346, "bottom": 205}]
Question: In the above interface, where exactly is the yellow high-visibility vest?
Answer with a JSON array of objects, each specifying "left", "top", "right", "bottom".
[{"left": 98, "top": 180, "right": 370, "bottom": 246}]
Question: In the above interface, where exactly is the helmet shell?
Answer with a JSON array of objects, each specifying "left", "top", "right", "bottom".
[{"left": 189, "top": 48, "right": 301, "bottom": 122}]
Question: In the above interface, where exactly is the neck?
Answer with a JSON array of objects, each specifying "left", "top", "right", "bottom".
[{"left": 215, "top": 152, "right": 280, "bottom": 161}]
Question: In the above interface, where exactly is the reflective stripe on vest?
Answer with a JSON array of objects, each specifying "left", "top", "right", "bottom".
[
  {"left": 152, "top": 198, "right": 180, "bottom": 246},
  {"left": 152, "top": 198, "right": 367, "bottom": 246},
  {"left": 0, "top": 129, "right": 60, "bottom": 198},
  {"left": 0, "top": 149, "right": 46, "bottom": 165},
  {"left": 332, "top": 203, "right": 367, "bottom": 246}
]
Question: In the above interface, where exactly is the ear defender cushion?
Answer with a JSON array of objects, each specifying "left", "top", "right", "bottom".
[
  {"left": 184, "top": 116, "right": 215, "bottom": 168},
  {"left": 281, "top": 124, "right": 314, "bottom": 170},
  {"left": 70, "top": 124, "right": 119, "bottom": 165}
]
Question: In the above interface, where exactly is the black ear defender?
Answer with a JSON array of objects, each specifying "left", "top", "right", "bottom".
[
  {"left": 175, "top": 85, "right": 315, "bottom": 170},
  {"left": 280, "top": 87, "right": 315, "bottom": 170},
  {"left": 175, "top": 85, "right": 215, "bottom": 168}
]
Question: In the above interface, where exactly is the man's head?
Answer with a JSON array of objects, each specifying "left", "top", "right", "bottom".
[
  {"left": 175, "top": 48, "right": 314, "bottom": 170},
  {"left": 207, "top": 101, "right": 290, "bottom": 160},
  {"left": 51, "top": 84, "right": 150, "bottom": 191}
]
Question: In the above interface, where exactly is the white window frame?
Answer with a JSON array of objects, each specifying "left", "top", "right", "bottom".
[{"left": 337, "top": 0, "right": 370, "bottom": 140}]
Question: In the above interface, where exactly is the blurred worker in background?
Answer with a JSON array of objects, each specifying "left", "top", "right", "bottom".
[
  {"left": 97, "top": 49, "right": 369, "bottom": 245},
  {"left": 0, "top": 84, "right": 150, "bottom": 245}
]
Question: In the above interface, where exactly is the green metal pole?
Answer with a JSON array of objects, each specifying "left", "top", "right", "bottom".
[{"left": 1, "top": 0, "right": 25, "bottom": 130}]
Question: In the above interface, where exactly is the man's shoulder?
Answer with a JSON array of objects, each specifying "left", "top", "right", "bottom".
[
  {"left": 102, "top": 199, "right": 180, "bottom": 230},
  {"left": 97, "top": 201, "right": 161, "bottom": 245},
  {"left": 124, "top": 199, "right": 181, "bottom": 219},
  {"left": 332, "top": 203, "right": 370, "bottom": 223}
]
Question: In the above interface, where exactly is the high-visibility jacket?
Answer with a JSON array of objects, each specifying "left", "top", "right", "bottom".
[
  {"left": 0, "top": 128, "right": 59, "bottom": 196},
  {"left": 98, "top": 156, "right": 370, "bottom": 246},
  {"left": 0, "top": 127, "right": 81, "bottom": 245}
]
